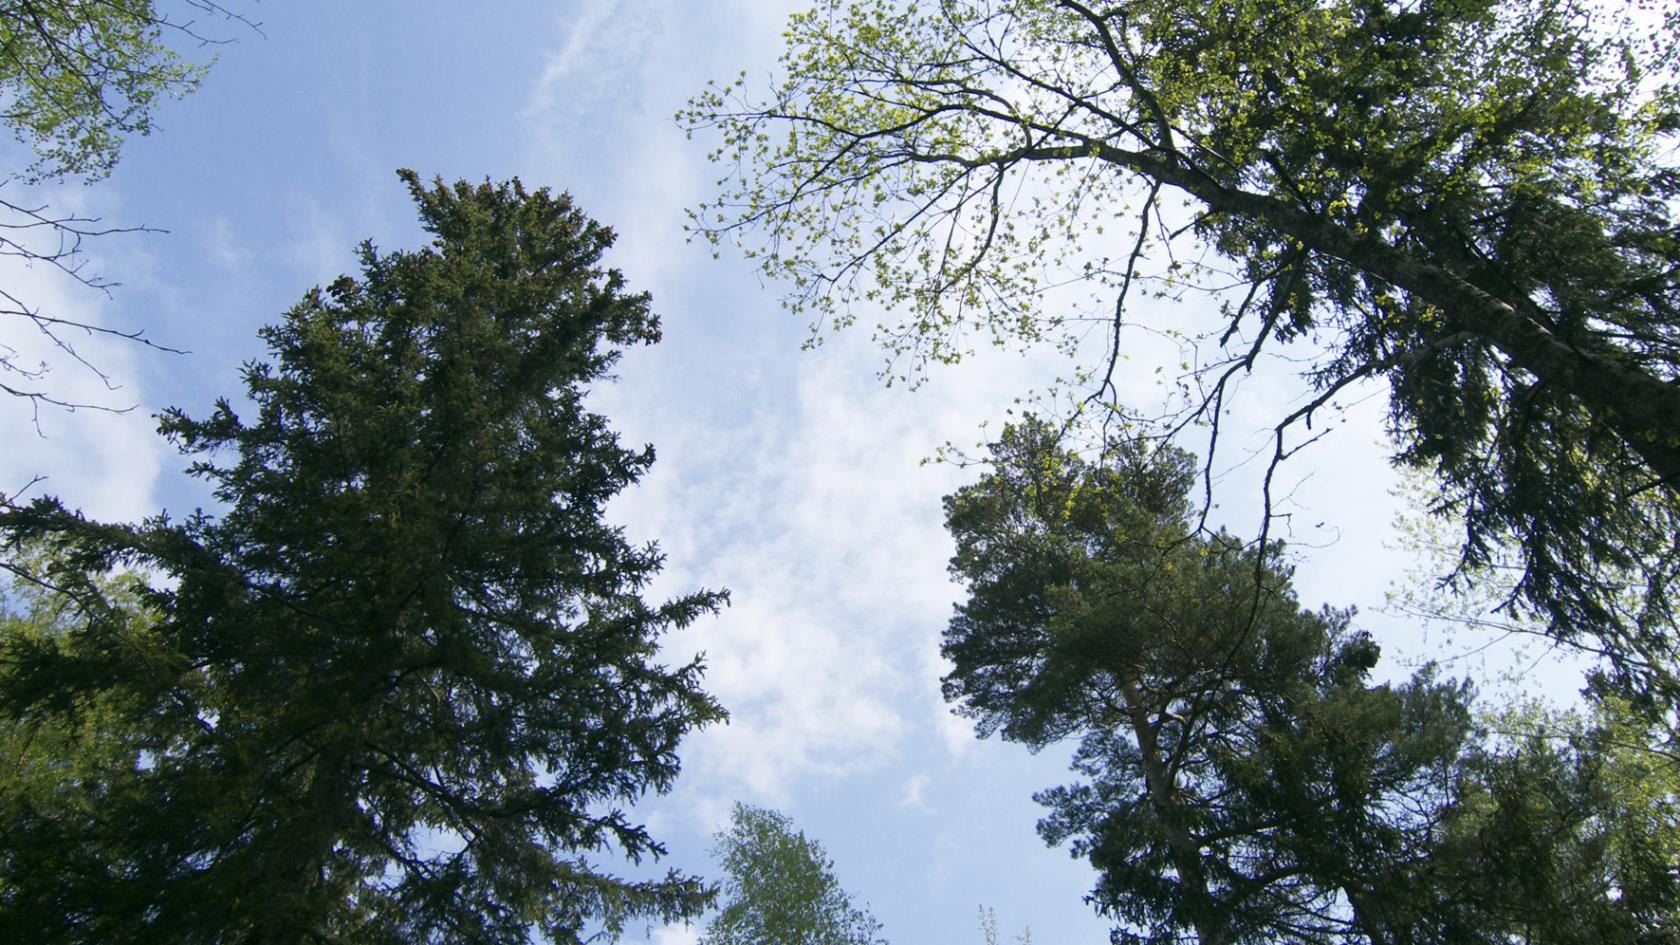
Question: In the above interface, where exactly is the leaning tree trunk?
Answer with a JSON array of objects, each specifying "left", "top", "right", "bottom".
[
  {"left": 1095, "top": 142, "right": 1680, "bottom": 489},
  {"left": 1118, "top": 673, "right": 1231, "bottom": 945}
]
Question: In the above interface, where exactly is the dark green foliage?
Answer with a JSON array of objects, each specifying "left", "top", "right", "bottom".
[
  {"left": 0, "top": 550, "right": 183, "bottom": 940},
  {"left": 0, "top": 172, "right": 726, "bottom": 945},
  {"left": 1424, "top": 700, "right": 1680, "bottom": 945},
  {"left": 701, "top": 804, "right": 885, "bottom": 945},
  {"left": 942, "top": 420, "right": 1678, "bottom": 945}
]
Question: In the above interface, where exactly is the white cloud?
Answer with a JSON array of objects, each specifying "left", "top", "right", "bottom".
[
  {"left": 595, "top": 316, "right": 1056, "bottom": 810},
  {"left": 627, "top": 920, "right": 701, "bottom": 945},
  {"left": 0, "top": 192, "right": 166, "bottom": 522},
  {"left": 898, "top": 772, "right": 931, "bottom": 809},
  {"left": 206, "top": 215, "right": 251, "bottom": 270}
]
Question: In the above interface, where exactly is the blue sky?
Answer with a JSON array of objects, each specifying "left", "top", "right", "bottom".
[{"left": 0, "top": 3, "right": 1577, "bottom": 943}]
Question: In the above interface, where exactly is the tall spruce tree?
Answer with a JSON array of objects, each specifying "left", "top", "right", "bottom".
[{"left": 0, "top": 171, "right": 726, "bottom": 945}]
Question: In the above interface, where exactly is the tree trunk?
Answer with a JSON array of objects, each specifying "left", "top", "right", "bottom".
[
  {"left": 1088, "top": 142, "right": 1680, "bottom": 489},
  {"left": 1118, "top": 674, "right": 1229, "bottom": 945},
  {"left": 250, "top": 738, "right": 360, "bottom": 945}
]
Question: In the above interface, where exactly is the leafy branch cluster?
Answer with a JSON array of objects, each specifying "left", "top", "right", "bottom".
[
  {"left": 685, "top": 0, "right": 1680, "bottom": 700},
  {"left": 0, "top": 0, "right": 256, "bottom": 418}
]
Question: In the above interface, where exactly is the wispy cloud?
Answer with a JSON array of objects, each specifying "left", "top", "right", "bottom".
[
  {"left": 205, "top": 215, "right": 251, "bottom": 271},
  {"left": 521, "top": 0, "right": 623, "bottom": 120},
  {"left": 520, "top": 0, "right": 658, "bottom": 168},
  {"left": 898, "top": 773, "right": 932, "bottom": 809}
]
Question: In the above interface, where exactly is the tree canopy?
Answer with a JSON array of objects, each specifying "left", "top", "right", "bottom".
[
  {"left": 686, "top": 0, "right": 1680, "bottom": 695},
  {"left": 0, "top": 0, "right": 238, "bottom": 184},
  {"left": 0, "top": 0, "right": 255, "bottom": 413},
  {"left": 0, "top": 171, "right": 725, "bottom": 944},
  {"left": 942, "top": 420, "right": 1680, "bottom": 944},
  {"left": 701, "top": 804, "right": 885, "bottom": 945}
]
